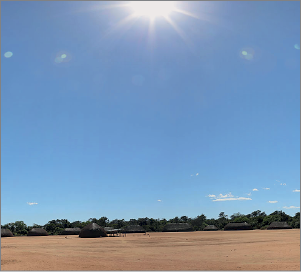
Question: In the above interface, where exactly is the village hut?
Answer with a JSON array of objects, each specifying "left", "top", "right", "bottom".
[
  {"left": 163, "top": 223, "right": 193, "bottom": 232},
  {"left": 1, "top": 229, "right": 14, "bottom": 237},
  {"left": 79, "top": 223, "right": 107, "bottom": 238},
  {"left": 27, "top": 228, "right": 49, "bottom": 236},
  {"left": 104, "top": 227, "right": 120, "bottom": 236},
  {"left": 60, "top": 228, "right": 81, "bottom": 235},
  {"left": 122, "top": 225, "right": 146, "bottom": 233},
  {"left": 224, "top": 222, "right": 253, "bottom": 231},
  {"left": 203, "top": 225, "right": 218, "bottom": 231},
  {"left": 267, "top": 222, "right": 292, "bottom": 230}
]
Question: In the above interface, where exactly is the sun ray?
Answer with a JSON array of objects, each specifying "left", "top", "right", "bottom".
[
  {"left": 164, "top": 16, "right": 195, "bottom": 54},
  {"left": 173, "top": 7, "right": 201, "bottom": 20}
]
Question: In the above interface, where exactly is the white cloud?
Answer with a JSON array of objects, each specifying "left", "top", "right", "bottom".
[
  {"left": 213, "top": 197, "right": 252, "bottom": 202},
  {"left": 218, "top": 192, "right": 234, "bottom": 198},
  {"left": 252, "top": 188, "right": 258, "bottom": 191},
  {"left": 293, "top": 189, "right": 300, "bottom": 192},
  {"left": 263, "top": 188, "right": 270, "bottom": 190},
  {"left": 190, "top": 174, "right": 193, "bottom": 176},
  {"left": 157, "top": 199, "right": 162, "bottom": 202},
  {"left": 196, "top": 173, "right": 199, "bottom": 176},
  {"left": 280, "top": 183, "right": 286, "bottom": 186},
  {"left": 283, "top": 206, "right": 300, "bottom": 209},
  {"left": 27, "top": 202, "right": 38, "bottom": 205},
  {"left": 207, "top": 194, "right": 216, "bottom": 198},
  {"left": 268, "top": 201, "right": 278, "bottom": 203},
  {"left": 247, "top": 192, "right": 252, "bottom": 196}
]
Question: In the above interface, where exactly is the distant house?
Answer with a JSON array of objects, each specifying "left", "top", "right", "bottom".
[
  {"left": 163, "top": 223, "right": 193, "bottom": 232},
  {"left": 267, "top": 222, "right": 292, "bottom": 230},
  {"left": 27, "top": 228, "right": 48, "bottom": 236},
  {"left": 203, "top": 225, "right": 218, "bottom": 231},
  {"left": 79, "top": 223, "right": 107, "bottom": 238},
  {"left": 224, "top": 222, "right": 252, "bottom": 231}
]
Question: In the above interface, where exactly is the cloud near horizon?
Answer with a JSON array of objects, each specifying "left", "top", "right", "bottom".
[
  {"left": 27, "top": 202, "right": 38, "bottom": 205},
  {"left": 252, "top": 188, "right": 258, "bottom": 191},
  {"left": 208, "top": 193, "right": 251, "bottom": 202},
  {"left": 157, "top": 200, "right": 162, "bottom": 202},
  {"left": 213, "top": 197, "right": 252, "bottom": 202},
  {"left": 293, "top": 189, "right": 300, "bottom": 192},
  {"left": 263, "top": 188, "right": 270, "bottom": 190},
  {"left": 268, "top": 201, "right": 278, "bottom": 203},
  {"left": 283, "top": 206, "right": 300, "bottom": 209}
]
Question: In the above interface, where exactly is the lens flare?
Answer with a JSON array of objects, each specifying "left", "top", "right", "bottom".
[
  {"left": 240, "top": 48, "right": 255, "bottom": 61},
  {"left": 4, "top": 51, "right": 13, "bottom": 58},
  {"left": 54, "top": 51, "right": 71, "bottom": 64}
]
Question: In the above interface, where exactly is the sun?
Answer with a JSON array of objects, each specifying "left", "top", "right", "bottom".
[{"left": 129, "top": 1, "right": 175, "bottom": 19}]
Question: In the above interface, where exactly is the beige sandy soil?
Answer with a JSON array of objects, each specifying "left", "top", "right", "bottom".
[{"left": 1, "top": 229, "right": 300, "bottom": 270}]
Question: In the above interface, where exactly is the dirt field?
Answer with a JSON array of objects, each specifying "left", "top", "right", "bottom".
[{"left": 1, "top": 229, "right": 300, "bottom": 270}]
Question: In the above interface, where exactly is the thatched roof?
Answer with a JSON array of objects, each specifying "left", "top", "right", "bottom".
[
  {"left": 163, "top": 223, "right": 193, "bottom": 232},
  {"left": 79, "top": 223, "right": 107, "bottom": 238},
  {"left": 104, "top": 227, "right": 121, "bottom": 234},
  {"left": 203, "top": 225, "right": 218, "bottom": 231},
  {"left": 122, "top": 225, "right": 146, "bottom": 233},
  {"left": 267, "top": 222, "right": 292, "bottom": 229},
  {"left": 27, "top": 228, "right": 49, "bottom": 236},
  {"left": 104, "top": 227, "right": 114, "bottom": 231},
  {"left": 60, "top": 228, "right": 81, "bottom": 235},
  {"left": 224, "top": 222, "right": 253, "bottom": 231},
  {"left": 1, "top": 229, "right": 13, "bottom": 237}
]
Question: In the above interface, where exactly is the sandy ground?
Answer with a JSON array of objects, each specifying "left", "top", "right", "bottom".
[{"left": 1, "top": 229, "right": 300, "bottom": 270}]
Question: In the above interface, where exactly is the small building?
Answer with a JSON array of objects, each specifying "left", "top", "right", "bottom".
[
  {"left": 163, "top": 223, "right": 193, "bottom": 232},
  {"left": 122, "top": 225, "right": 146, "bottom": 233},
  {"left": 224, "top": 222, "right": 253, "bottom": 231},
  {"left": 60, "top": 228, "right": 81, "bottom": 235},
  {"left": 203, "top": 225, "right": 218, "bottom": 231},
  {"left": 267, "top": 222, "right": 292, "bottom": 230},
  {"left": 27, "top": 228, "right": 48, "bottom": 236},
  {"left": 1, "top": 229, "right": 14, "bottom": 237},
  {"left": 79, "top": 223, "right": 107, "bottom": 238}
]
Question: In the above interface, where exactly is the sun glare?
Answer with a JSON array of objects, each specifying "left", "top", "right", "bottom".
[{"left": 130, "top": 1, "right": 175, "bottom": 18}]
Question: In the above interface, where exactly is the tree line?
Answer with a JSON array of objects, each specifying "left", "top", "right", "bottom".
[{"left": 2, "top": 210, "right": 299, "bottom": 236}]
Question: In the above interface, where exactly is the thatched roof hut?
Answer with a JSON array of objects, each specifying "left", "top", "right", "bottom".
[
  {"left": 104, "top": 227, "right": 120, "bottom": 235},
  {"left": 60, "top": 228, "right": 81, "bottom": 235},
  {"left": 163, "top": 223, "right": 193, "bottom": 232},
  {"left": 203, "top": 225, "right": 218, "bottom": 231},
  {"left": 267, "top": 222, "right": 292, "bottom": 230},
  {"left": 1, "top": 229, "right": 14, "bottom": 237},
  {"left": 224, "top": 222, "right": 253, "bottom": 231},
  {"left": 122, "top": 225, "right": 146, "bottom": 233},
  {"left": 27, "top": 228, "right": 49, "bottom": 236},
  {"left": 79, "top": 223, "right": 107, "bottom": 238}
]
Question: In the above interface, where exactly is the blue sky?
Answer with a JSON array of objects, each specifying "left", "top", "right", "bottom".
[{"left": 1, "top": 1, "right": 300, "bottom": 226}]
